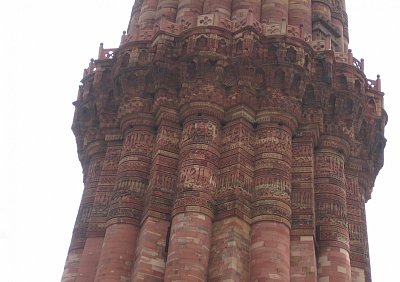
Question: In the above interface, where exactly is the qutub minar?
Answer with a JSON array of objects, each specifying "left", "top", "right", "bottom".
[{"left": 63, "top": 0, "right": 387, "bottom": 281}]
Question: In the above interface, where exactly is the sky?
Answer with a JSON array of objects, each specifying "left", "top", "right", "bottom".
[{"left": 0, "top": 0, "right": 398, "bottom": 281}]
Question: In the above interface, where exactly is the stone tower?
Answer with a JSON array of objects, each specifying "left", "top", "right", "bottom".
[{"left": 63, "top": 1, "right": 387, "bottom": 281}]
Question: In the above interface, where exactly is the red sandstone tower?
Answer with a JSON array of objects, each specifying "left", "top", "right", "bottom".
[{"left": 63, "top": 1, "right": 386, "bottom": 281}]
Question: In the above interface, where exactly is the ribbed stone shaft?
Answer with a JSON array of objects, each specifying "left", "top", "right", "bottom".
[
  {"left": 232, "top": 0, "right": 261, "bottom": 20},
  {"left": 290, "top": 135, "right": 317, "bottom": 281},
  {"left": 165, "top": 114, "right": 220, "bottom": 281},
  {"left": 64, "top": 1, "right": 385, "bottom": 281},
  {"left": 176, "top": 0, "right": 205, "bottom": 23},
  {"left": 315, "top": 136, "right": 351, "bottom": 281},
  {"left": 62, "top": 139, "right": 105, "bottom": 282},
  {"left": 156, "top": 0, "right": 179, "bottom": 21},
  {"left": 208, "top": 117, "right": 253, "bottom": 281},
  {"left": 261, "top": 0, "right": 289, "bottom": 23},
  {"left": 139, "top": 0, "right": 159, "bottom": 28},
  {"left": 250, "top": 120, "right": 293, "bottom": 281},
  {"left": 94, "top": 224, "right": 140, "bottom": 281},
  {"left": 131, "top": 115, "right": 180, "bottom": 281},
  {"left": 203, "top": 0, "right": 233, "bottom": 19},
  {"left": 95, "top": 122, "right": 154, "bottom": 281},
  {"left": 289, "top": 0, "right": 312, "bottom": 36}
]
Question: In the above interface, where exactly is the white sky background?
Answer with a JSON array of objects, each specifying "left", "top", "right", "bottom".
[{"left": 0, "top": 0, "right": 397, "bottom": 281}]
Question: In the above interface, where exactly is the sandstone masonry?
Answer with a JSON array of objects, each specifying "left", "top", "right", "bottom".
[{"left": 63, "top": 1, "right": 386, "bottom": 281}]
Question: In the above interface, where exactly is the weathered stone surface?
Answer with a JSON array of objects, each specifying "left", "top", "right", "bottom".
[{"left": 63, "top": 1, "right": 386, "bottom": 281}]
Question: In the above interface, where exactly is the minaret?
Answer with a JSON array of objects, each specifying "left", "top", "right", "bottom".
[{"left": 63, "top": 0, "right": 386, "bottom": 281}]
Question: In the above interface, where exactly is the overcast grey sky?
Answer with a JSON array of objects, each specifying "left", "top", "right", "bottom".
[{"left": 0, "top": 1, "right": 398, "bottom": 281}]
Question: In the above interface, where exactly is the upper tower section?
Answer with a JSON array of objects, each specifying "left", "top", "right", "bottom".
[
  {"left": 312, "top": 0, "right": 348, "bottom": 52},
  {"left": 125, "top": 1, "right": 314, "bottom": 40},
  {"left": 77, "top": 0, "right": 386, "bottom": 197},
  {"left": 124, "top": 1, "right": 349, "bottom": 51}
]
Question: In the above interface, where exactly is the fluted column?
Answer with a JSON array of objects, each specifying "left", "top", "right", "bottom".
[
  {"left": 346, "top": 157, "right": 371, "bottom": 282},
  {"left": 261, "top": 0, "right": 288, "bottom": 23},
  {"left": 74, "top": 238, "right": 103, "bottom": 282},
  {"left": 62, "top": 136, "right": 106, "bottom": 282},
  {"left": 330, "top": 19, "right": 344, "bottom": 52},
  {"left": 315, "top": 135, "right": 351, "bottom": 281},
  {"left": 331, "top": 0, "right": 348, "bottom": 51},
  {"left": 250, "top": 111, "right": 297, "bottom": 282},
  {"left": 76, "top": 135, "right": 122, "bottom": 282},
  {"left": 131, "top": 109, "right": 180, "bottom": 282},
  {"left": 232, "top": 0, "right": 261, "bottom": 21},
  {"left": 95, "top": 116, "right": 154, "bottom": 281},
  {"left": 155, "top": 0, "right": 179, "bottom": 21},
  {"left": 289, "top": 0, "right": 312, "bottom": 36},
  {"left": 203, "top": 0, "right": 233, "bottom": 19},
  {"left": 127, "top": 1, "right": 143, "bottom": 34},
  {"left": 290, "top": 129, "right": 318, "bottom": 281},
  {"left": 360, "top": 189, "right": 371, "bottom": 282},
  {"left": 176, "top": 0, "right": 205, "bottom": 23},
  {"left": 311, "top": 0, "right": 332, "bottom": 43},
  {"left": 311, "top": 0, "right": 332, "bottom": 21},
  {"left": 139, "top": 0, "right": 159, "bottom": 29},
  {"left": 164, "top": 110, "right": 221, "bottom": 282},
  {"left": 208, "top": 115, "right": 253, "bottom": 282}
]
